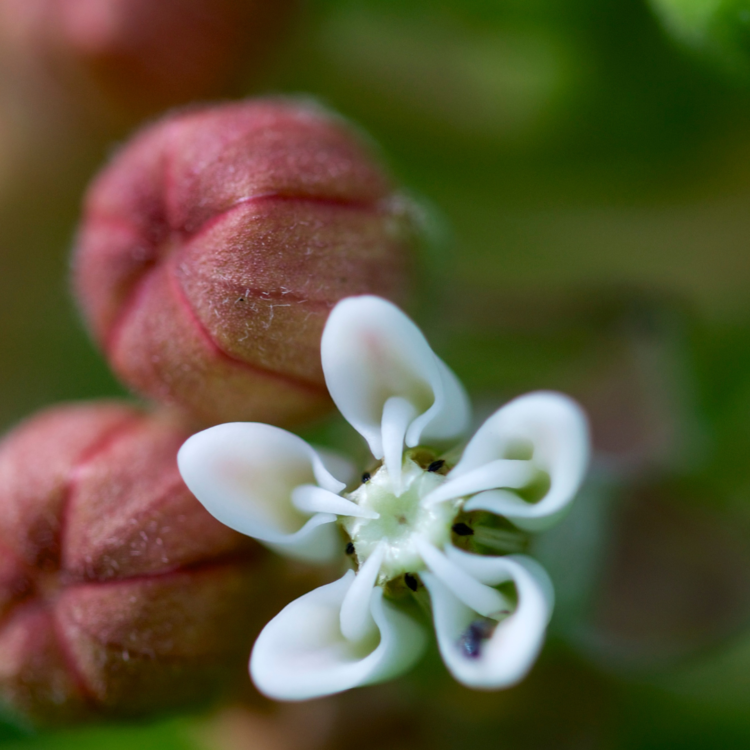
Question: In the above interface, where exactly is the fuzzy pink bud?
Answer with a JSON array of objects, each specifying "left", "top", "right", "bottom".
[
  {"left": 0, "top": 402, "right": 264, "bottom": 727},
  {"left": 73, "top": 99, "right": 416, "bottom": 426}
]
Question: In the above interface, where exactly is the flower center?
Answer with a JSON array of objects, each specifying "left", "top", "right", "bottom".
[{"left": 341, "top": 454, "right": 459, "bottom": 583}]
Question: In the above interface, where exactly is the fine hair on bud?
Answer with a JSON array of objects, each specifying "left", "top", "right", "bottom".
[
  {"left": 0, "top": 402, "right": 268, "bottom": 727},
  {"left": 73, "top": 98, "right": 417, "bottom": 426}
]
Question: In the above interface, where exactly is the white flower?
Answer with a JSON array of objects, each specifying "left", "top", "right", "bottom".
[{"left": 178, "top": 296, "right": 590, "bottom": 700}]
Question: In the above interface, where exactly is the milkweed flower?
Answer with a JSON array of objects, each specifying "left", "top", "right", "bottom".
[{"left": 178, "top": 296, "right": 590, "bottom": 700}]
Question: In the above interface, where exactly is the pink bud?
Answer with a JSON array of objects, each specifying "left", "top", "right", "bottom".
[
  {"left": 73, "top": 100, "right": 416, "bottom": 426},
  {"left": 0, "top": 402, "right": 264, "bottom": 726},
  {"left": 0, "top": 0, "right": 297, "bottom": 126}
]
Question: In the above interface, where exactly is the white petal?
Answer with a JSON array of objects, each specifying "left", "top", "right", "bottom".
[
  {"left": 433, "top": 392, "right": 589, "bottom": 532},
  {"left": 321, "top": 296, "right": 470, "bottom": 461},
  {"left": 291, "top": 485, "right": 379, "bottom": 519},
  {"left": 425, "top": 459, "right": 537, "bottom": 506},
  {"left": 340, "top": 543, "right": 385, "bottom": 642},
  {"left": 422, "top": 553, "right": 553, "bottom": 689},
  {"left": 250, "top": 571, "right": 427, "bottom": 700},
  {"left": 178, "top": 423, "right": 345, "bottom": 563},
  {"left": 415, "top": 538, "right": 512, "bottom": 618},
  {"left": 445, "top": 547, "right": 555, "bottom": 614}
]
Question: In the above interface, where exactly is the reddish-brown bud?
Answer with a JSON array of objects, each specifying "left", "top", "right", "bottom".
[
  {"left": 0, "top": 402, "right": 264, "bottom": 727},
  {"left": 73, "top": 100, "right": 416, "bottom": 426},
  {"left": 0, "top": 0, "right": 297, "bottom": 126}
]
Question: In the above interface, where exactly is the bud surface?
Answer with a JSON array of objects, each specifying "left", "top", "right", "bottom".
[
  {"left": 74, "top": 100, "right": 415, "bottom": 425},
  {"left": 0, "top": 402, "right": 262, "bottom": 727}
]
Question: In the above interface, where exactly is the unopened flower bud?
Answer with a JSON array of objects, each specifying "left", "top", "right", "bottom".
[
  {"left": 73, "top": 100, "right": 416, "bottom": 426},
  {"left": 0, "top": 0, "right": 298, "bottom": 127},
  {"left": 0, "top": 402, "right": 264, "bottom": 727}
]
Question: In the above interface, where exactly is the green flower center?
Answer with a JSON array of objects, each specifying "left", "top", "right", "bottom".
[{"left": 341, "top": 453, "right": 459, "bottom": 583}]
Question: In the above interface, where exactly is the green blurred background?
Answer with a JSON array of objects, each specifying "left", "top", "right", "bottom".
[{"left": 4, "top": 0, "right": 750, "bottom": 747}]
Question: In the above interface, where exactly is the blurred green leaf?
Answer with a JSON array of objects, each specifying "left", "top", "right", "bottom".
[{"left": 0, "top": 718, "right": 198, "bottom": 750}]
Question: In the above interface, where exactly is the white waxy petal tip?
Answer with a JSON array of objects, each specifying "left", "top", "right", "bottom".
[
  {"left": 436, "top": 392, "right": 589, "bottom": 532},
  {"left": 250, "top": 571, "right": 427, "bottom": 701},
  {"left": 321, "top": 296, "right": 470, "bottom": 463},
  {"left": 423, "top": 552, "right": 553, "bottom": 689},
  {"left": 177, "top": 423, "right": 347, "bottom": 563}
]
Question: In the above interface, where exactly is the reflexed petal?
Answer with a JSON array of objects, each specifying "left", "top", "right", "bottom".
[
  {"left": 422, "top": 553, "right": 553, "bottom": 689},
  {"left": 321, "top": 296, "right": 470, "bottom": 463},
  {"left": 429, "top": 392, "right": 589, "bottom": 532},
  {"left": 425, "top": 459, "right": 536, "bottom": 506},
  {"left": 445, "top": 547, "right": 555, "bottom": 612},
  {"left": 178, "top": 422, "right": 346, "bottom": 562},
  {"left": 416, "top": 538, "right": 512, "bottom": 617},
  {"left": 250, "top": 571, "right": 428, "bottom": 700}
]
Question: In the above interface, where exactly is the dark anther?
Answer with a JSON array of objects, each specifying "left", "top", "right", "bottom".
[
  {"left": 361, "top": 472, "right": 371, "bottom": 483},
  {"left": 236, "top": 297, "right": 245, "bottom": 303},
  {"left": 452, "top": 522, "right": 474, "bottom": 536},
  {"left": 345, "top": 542, "right": 355, "bottom": 555},
  {"left": 427, "top": 459, "right": 445, "bottom": 473},
  {"left": 458, "top": 620, "right": 496, "bottom": 659},
  {"left": 404, "top": 573, "right": 418, "bottom": 592}
]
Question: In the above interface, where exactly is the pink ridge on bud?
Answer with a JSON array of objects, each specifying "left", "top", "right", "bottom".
[
  {"left": 0, "top": 402, "right": 264, "bottom": 727},
  {"left": 0, "top": 0, "right": 298, "bottom": 124},
  {"left": 73, "top": 99, "right": 416, "bottom": 426}
]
